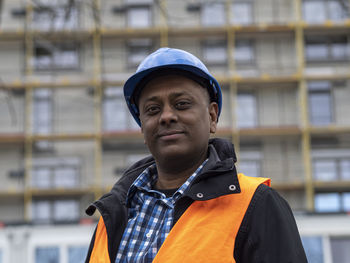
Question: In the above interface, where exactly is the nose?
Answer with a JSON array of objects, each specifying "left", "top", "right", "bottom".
[{"left": 159, "top": 104, "right": 177, "bottom": 125}]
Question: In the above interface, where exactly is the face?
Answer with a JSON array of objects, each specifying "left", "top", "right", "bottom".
[{"left": 138, "top": 75, "right": 218, "bottom": 164}]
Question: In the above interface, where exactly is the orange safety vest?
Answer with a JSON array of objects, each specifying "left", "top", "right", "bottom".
[{"left": 89, "top": 174, "right": 270, "bottom": 263}]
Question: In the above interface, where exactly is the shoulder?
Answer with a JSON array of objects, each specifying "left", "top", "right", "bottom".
[{"left": 234, "top": 184, "right": 307, "bottom": 262}]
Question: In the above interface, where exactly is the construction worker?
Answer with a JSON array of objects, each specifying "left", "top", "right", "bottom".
[{"left": 85, "top": 48, "right": 307, "bottom": 262}]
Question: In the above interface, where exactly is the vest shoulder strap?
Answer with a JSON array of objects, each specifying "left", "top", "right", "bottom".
[
  {"left": 89, "top": 216, "right": 111, "bottom": 263},
  {"left": 153, "top": 174, "right": 270, "bottom": 263}
]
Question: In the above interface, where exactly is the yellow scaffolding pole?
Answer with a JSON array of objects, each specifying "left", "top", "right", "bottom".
[
  {"left": 159, "top": 0, "right": 168, "bottom": 47},
  {"left": 24, "top": 0, "right": 34, "bottom": 222},
  {"left": 295, "top": 0, "right": 314, "bottom": 211},
  {"left": 93, "top": 0, "right": 103, "bottom": 201},
  {"left": 226, "top": 1, "right": 240, "bottom": 161}
]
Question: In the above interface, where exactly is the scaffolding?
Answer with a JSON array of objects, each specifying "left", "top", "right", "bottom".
[{"left": 0, "top": 0, "right": 350, "bottom": 222}]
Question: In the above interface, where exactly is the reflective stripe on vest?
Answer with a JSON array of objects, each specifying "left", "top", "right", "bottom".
[
  {"left": 89, "top": 216, "right": 111, "bottom": 263},
  {"left": 153, "top": 173, "right": 270, "bottom": 263}
]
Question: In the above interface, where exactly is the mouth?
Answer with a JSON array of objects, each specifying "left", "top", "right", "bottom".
[{"left": 157, "top": 130, "right": 184, "bottom": 140}]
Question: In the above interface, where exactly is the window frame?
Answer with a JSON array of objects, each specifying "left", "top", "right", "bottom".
[
  {"left": 236, "top": 92, "right": 259, "bottom": 128},
  {"left": 234, "top": 39, "right": 256, "bottom": 66},
  {"left": 201, "top": 39, "right": 227, "bottom": 66},
  {"left": 32, "top": 3, "right": 80, "bottom": 31},
  {"left": 33, "top": 42, "right": 81, "bottom": 72},
  {"left": 308, "top": 81, "right": 334, "bottom": 126},
  {"left": 313, "top": 157, "right": 350, "bottom": 181},
  {"left": 302, "top": 0, "right": 349, "bottom": 23},
  {"left": 230, "top": 1, "right": 254, "bottom": 25},
  {"left": 126, "top": 4, "right": 152, "bottom": 28},
  {"left": 31, "top": 157, "right": 81, "bottom": 189},
  {"left": 32, "top": 198, "right": 80, "bottom": 223},
  {"left": 103, "top": 86, "right": 139, "bottom": 131},
  {"left": 32, "top": 89, "right": 53, "bottom": 135},
  {"left": 305, "top": 35, "right": 350, "bottom": 63},
  {"left": 201, "top": 1, "right": 226, "bottom": 27},
  {"left": 126, "top": 39, "right": 153, "bottom": 69}
]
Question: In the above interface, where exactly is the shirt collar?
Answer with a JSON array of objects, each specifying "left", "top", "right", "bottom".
[{"left": 126, "top": 159, "right": 208, "bottom": 207}]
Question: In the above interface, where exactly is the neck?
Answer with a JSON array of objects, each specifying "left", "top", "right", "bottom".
[{"left": 154, "top": 152, "right": 207, "bottom": 189}]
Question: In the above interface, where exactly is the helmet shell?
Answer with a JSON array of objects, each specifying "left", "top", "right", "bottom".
[{"left": 123, "top": 47, "right": 222, "bottom": 126}]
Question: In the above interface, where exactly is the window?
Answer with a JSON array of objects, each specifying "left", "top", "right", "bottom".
[
  {"left": 308, "top": 81, "right": 333, "bottom": 126},
  {"left": 201, "top": 2, "right": 225, "bottom": 26},
  {"left": 231, "top": 1, "right": 253, "bottom": 25},
  {"left": 313, "top": 159, "right": 337, "bottom": 181},
  {"left": 33, "top": 89, "right": 53, "bottom": 135},
  {"left": 315, "top": 193, "right": 341, "bottom": 212},
  {"left": 303, "top": 0, "right": 349, "bottom": 23},
  {"left": 34, "top": 42, "right": 79, "bottom": 71},
  {"left": 343, "top": 193, "right": 350, "bottom": 211},
  {"left": 330, "top": 237, "right": 350, "bottom": 262},
  {"left": 53, "top": 200, "right": 79, "bottom": 222},
  {"left": 301, "top": 236, "right": 324, "bottom": 263},
  {"left": 32, "top": 200, "right": 51, "bottom": 223},
  {"left": 239, "top": 149, "right": 261, "bottom": 177},
  {"left": 315, "top": 192, "right": 350, "bottom": 213},
  {"left": 32, "top": 0, "right": 79, "bottom": 30},
  {"left": 68, "top": 246, "right": 88, "bottom": 263},
  {"left": 235, "top": 40, "right": 255, "bottom": 65},
  {"left": 305, "top": 35, "right": 349, "bottom": 62},
  {"left": 341, "top": 160, "right": 350, "bottom": 180},
  {"left": 202, "top": 40, "right": 227, "bottom": 65},
  {"left": 35, "top": 246, "right": 59, "bottom": 263},
  {"left": 32, "top": 199, "right": 79, "bottom": 223},
  {"left": 239, "top": 160, "right": 261, "bottom": 177},
  {"left": 0, "top": 249, "right": 2, "bottom": 263},
  {"left": 103, "top": 87, "right": 139, "bottom": 131},
  {"left": 313, "top": 158, "right": 350, "bottom": 181},
  {"left": 32, "top": 158, "right": 80, "bottom": 189},
  {"left": 236, "top": 93, "right": 258, "bottom": 128},
  {"left": 127, "top": 39, "right": 152, "bottom": 68},
  {"left": 127, "top": 6, "right": 151, "bottom": 28}
]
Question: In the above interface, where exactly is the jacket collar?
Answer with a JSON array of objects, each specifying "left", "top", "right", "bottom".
[{"left": 86, "top": 138, "right": 240, "bottom": 215}]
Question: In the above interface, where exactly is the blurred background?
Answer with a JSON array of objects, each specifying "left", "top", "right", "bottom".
[{"left": 0, "top": 0, "right": 350, "bottom": 262}]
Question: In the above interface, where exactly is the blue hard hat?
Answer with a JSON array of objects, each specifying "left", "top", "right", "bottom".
[{"left": 123, "top": 47, "right": 222, "bottom": 126}]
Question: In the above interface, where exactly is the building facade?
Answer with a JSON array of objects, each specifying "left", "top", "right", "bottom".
[{"left": 0, "top": 0, "right": 350, "bottom": 262}]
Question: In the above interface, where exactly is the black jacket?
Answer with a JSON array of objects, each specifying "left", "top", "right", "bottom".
[{"left": 85, "top": 138, "right": 307, "bottom": 263}]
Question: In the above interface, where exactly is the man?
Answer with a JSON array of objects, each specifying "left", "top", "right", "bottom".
[{"left": 85, "top": 48, "right": 307, "bottom": 262}]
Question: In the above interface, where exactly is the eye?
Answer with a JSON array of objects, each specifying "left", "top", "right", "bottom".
[
  {"left": 145, "top": 105, "right": 160, "bottom": 115},
  {"left": 175, "top": 100, "right": 191, "bottom": 110}
]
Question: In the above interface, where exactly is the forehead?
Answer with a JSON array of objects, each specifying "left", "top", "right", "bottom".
[{"left": 138, "top": 74, "right": 208, "bottom": 101}]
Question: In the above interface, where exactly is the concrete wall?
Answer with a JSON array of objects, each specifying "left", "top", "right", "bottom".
[
  {"left": 261, "top": 137, "right": 304, "bottom": 183},
  {"left": 102, "top": 147, "right": 149, "bottom": 187},
  {"left": 334, "top": 80, "right": 350, "bottom": 126},
  {"left": 32, "top": 141, "right": 95, "bottom": 188},
  {"left": 102, "top": 38, "right": 125, "bottom": 75},
  {"left": 258, "top": 85, "right": 299, "bottom": 127},
  {"left": 0, "top": 92, "right": 25, "bottom": 134},
  {"left": 54, "top": 88, "right": 95, "bottom": 134},
  {"left": 0, "top": 197, "right": 24, "bottom": 223},
  {"left": 254, "top": 0, "right": 295, "bottom": 24},
  {"left": 0, "top": 145, "right": 23, "bottom": 192},
  {"left": 0, "top": 41, "right": 23, "bottom": 82},
  {"left": 255, "top": 34, "right": 296, "bottom": 76},
  {"left": 217, "top": 86, "right": 232, "bottom": 129},
  {"left": 166, "top": 0, "right": 200, "bottom": 28},
  {"left": 1, "top": 0, "right": 25, "bottom": 31}
]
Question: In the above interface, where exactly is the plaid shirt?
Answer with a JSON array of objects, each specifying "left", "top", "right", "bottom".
[{"left": 115, "top": 159, "right": 208, "bottom": 263}]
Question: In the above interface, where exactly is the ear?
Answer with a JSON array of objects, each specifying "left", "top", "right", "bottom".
[{"left": 208, "top": 102, "right": 218, "bottom": 134}]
